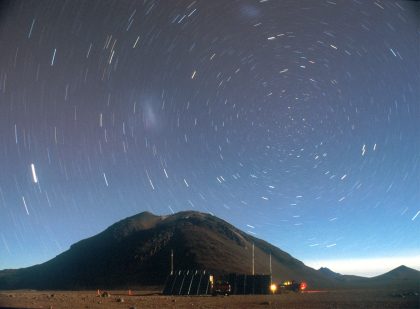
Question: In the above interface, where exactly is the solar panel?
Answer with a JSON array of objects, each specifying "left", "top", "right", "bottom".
[{"left": 163, "top": 270, "right": 212, "bottom": 295}]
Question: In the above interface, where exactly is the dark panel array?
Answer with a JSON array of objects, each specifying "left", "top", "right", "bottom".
[
  {"left": 222, "top": 274, "right": 271, "bottom": 295},
  {"left": 162, "top": 270, "right": 211, "bottom": 295}
]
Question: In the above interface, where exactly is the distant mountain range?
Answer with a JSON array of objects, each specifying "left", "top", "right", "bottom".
[{"left": 0, "top": 211, "right": 418, "bottom": 290}]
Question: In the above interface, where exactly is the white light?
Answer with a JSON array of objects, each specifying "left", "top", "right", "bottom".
[
  {"left": 22, "top": 196, "right": 29, "bottom": 215},
  {"left": 31, "top": 163, "right": 38, "bottom": 183},
  {"left": 103, "top": 173, "right": 109, "bottom": 187}
]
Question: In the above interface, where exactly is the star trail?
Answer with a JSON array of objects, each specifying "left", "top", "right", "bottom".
[{"left": 0, "top": 0, "right": 418, "bottom": 276}]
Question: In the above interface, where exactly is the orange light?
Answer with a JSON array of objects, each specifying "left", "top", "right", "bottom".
[{"left": 300, "top": 282, "right": 307, "bottom": 290}]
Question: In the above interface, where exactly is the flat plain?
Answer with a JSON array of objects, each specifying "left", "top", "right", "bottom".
[{"left": 0, "top": 288, "right": 418, "bottom": 309}]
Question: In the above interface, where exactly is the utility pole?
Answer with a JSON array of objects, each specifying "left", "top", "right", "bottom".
[
  {"left": 171, "top": 249, "right": 174, "bottom": 275},
  {"left": 252, "top": 242, "right": 255, "bottom": 275},
  {"left": 269, "top": 252, "right": 272, "bottom": 285}
]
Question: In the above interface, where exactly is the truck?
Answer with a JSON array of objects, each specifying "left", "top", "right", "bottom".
[
  {"left": 279, "top": 280, "right": 307, "bottom": 292},
  {"left": 211, "top": 280, "right": 232, "bottom": 296}
]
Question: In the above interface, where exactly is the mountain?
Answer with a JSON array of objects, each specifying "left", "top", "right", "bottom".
[
  {"left": 368, "top": 265, "right": 420, "bottom": 288},
  {"left": 317, "top": 265, "right": 420, "bottom": 289},
  {"left": 0, "top": 211, "right": 418, "bottom": 291},
  {"left": 0, "top": 211, "right": 336, "bottom": 290},
  {"left": 373, "top": 265, "right": 419, "bottom": 281},
  {"left": 318, "top": 267, "right": 366, "bottom": 283},
  {"left": 318, "top": 267, "right": 343, "bottom": 280}
]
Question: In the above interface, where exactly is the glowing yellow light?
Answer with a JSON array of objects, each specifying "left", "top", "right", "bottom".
[{"left": 270, "top": 284, "right": 277, "bottom": 293}]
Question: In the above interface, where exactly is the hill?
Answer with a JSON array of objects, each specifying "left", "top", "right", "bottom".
[
  {"left": 367, "top": 265, "right": 420, "bottom": 288},
  {"left": 317, "top": 265, "right": 420, "bottom": 289},
  {"left": 0, "top": 211, "right": 418, "bottom": 291},
  {"left": 0, "top": 211, "right": 335, "bottom": 289}
]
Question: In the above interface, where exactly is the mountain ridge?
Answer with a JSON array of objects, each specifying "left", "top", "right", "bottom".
[{"left": 0, "top": 211, "right": 418, "bottom": 290}]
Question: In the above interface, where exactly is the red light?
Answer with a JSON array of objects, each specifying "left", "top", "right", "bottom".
[{"left": 300, "top": 282, "right": 307, "bottom": 290}]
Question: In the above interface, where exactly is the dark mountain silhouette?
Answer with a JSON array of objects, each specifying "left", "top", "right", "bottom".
[
  {"left": 317, "top": 265, "right": 420, "bottom": 289},
  {"left": 318, "top": 267, "right": 366, "bottom": 283},
  {"left": 0, "top": 211, "right": 418, "bottom": 291},
  {"left": 373, "top": 265, "right": 419, "bottom": 281},
  {"left": 0, "top": 211, "right": 333, "bottom": 289},
  {"left": 367, "top": 265, "right": 420, "bottom": 288},
  {"left": 319, "top": 267, "right": 343, "bottom": 280}
]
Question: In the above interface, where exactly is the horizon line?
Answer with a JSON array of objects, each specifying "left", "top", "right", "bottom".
[{"left": 305, "top": 255, "right": 420, "bottom": 277}]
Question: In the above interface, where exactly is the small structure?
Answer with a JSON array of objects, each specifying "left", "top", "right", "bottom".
[
  {"left": 162, "top": 248, "right": 271, "bottom": 295},
  {"left": 162, "top": 271, "right": 271, "bottom": 295},
  {"left": 220, "top": 274, "right": 271, "bottom": 295}
]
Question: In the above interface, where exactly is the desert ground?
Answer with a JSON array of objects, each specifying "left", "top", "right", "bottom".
[{"left": 0, "top": 288, "right": 418, "bottom": 309}]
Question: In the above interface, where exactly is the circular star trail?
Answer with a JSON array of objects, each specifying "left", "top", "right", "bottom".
[{"left": 0, "top": 0, "right": 418, "bottom": 275}]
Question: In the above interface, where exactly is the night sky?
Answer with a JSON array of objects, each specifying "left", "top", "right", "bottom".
[{"left": 0, "top": 0, "right": 418, "bottom": 277}]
